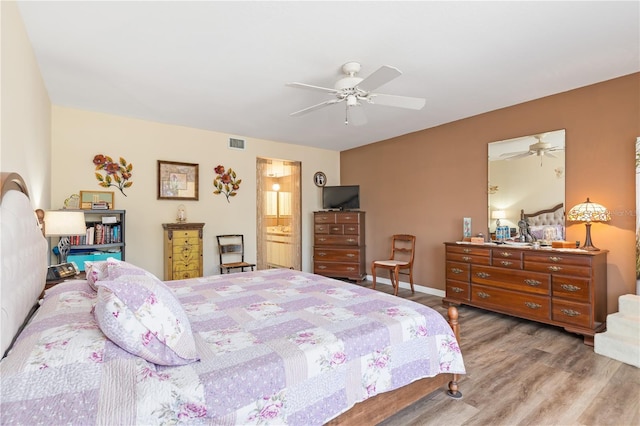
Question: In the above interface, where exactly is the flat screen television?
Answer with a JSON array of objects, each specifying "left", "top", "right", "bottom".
[{"left": 322, "top": 185, "right": 360, "bottom": 210}]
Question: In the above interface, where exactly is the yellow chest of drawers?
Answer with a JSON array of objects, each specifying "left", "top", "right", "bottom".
[
  {"left": 443, "top": 242, "right": 608, "bottom": 346},
  {"left": 162, "top": 223, "right": 205, "bottom": 280}
]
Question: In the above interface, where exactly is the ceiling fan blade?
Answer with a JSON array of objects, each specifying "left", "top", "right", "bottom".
[
  {"left": 347, "top": 105, "right": 367, "bottom": 126},
  {"left": 370, "top": 93, "right": 426, "bottom": 110},
  {"left": 290, "top": 99, "right": 341, "bottom": 116},
  {"left": 503, "top": 152, "right": 533, "bottom": 160},
  {"left": 357, "top": 65, "right": 402, "bottom": 92},
  {"left": 286, "top": 82, "right": 337, "bottom": 94}
]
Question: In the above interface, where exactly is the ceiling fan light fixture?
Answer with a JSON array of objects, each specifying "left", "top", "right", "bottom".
[{"left": 347, "top": 95, "right": 358, "bottom": 107}]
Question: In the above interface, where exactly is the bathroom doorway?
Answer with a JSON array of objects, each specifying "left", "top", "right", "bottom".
[{"left": 256, "top": 158, "right": 301, "bottom": 270}]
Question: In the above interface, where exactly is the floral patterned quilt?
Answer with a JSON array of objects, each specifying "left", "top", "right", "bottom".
[{"left": 0, "top": 269, "right": 465, "bottom": 425}]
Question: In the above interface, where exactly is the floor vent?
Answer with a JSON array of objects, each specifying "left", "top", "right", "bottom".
[{"left": 228, "top": 137, "right": 246, "bottom": 150}]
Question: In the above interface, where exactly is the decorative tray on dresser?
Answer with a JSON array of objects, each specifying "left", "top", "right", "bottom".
[{"left": 443, "top": 242, "right": 608, "bottom": 346}]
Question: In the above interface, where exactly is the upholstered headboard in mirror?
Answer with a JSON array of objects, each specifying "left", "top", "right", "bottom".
[
  {"left": 0, "top": 172, "right": 48, "bottom": 357},
  {"left": 521, "top": 203, "right": 565, "bottom": 242}
]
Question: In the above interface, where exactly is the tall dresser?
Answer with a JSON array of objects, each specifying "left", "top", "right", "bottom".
[
  {"left": 162, "top": 223, "right": 205, "bottom": 280},
  {"left": 443, "top": 242, "right": 607, "bottom": 346},
  {"left": 313, "top": 211, "right": 366, "bottom": 281}
]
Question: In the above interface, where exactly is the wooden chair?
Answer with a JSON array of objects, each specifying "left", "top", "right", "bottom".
[
  {"left": 216, "top": 234, "right": 256, "bottom": 274},
  {"left": 371, "top": 234, "right": 416, "bottom": 296}
]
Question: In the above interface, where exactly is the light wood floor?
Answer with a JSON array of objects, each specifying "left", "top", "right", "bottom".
[{"left": 355, "top": 281, "right": 640, "bottom": 426}]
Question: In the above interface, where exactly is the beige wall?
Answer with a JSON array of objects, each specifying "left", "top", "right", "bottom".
[
  {"left": 51, "top": 107, "right": 340, "bottom": 278},
  {"left": 342, "top": 73, "right": 640, "bottom": 313},
  {"left": 1, "top": 1, "right": 51, "bottom": 208}
]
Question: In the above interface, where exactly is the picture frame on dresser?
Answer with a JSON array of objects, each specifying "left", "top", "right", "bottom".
[
  {"left": 79, "top": 190, "right": 114, "bottom": 209},
  {"left": 157, "top": 160, "right": 199, "bottom": 200}
]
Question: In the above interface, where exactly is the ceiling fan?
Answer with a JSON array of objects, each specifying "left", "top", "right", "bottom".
[
  {"left": 500, "top": 134, "right": 564, "bottom": 162},
  {"left": 286, "top": 62, "right": 426, "bottom": 125}
]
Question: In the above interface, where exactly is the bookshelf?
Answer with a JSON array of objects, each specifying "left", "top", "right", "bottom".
[{"left": 66, "top": 209, "right": 126, "bottom": 270}]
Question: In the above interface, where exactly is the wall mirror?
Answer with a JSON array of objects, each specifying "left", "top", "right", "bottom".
[{"left": 488, "top": 129, "right": 565, "bottom": 239}]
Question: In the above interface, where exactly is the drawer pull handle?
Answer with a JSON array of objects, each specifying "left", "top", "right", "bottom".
[
  {"left": 450, "top": 287, "right": 464, "bottom": 293},
  {"left": 548, "top": 266, "right": 562, "bottom": 272},
  {"left": 500, "top": 261, "right": 513, "bottom": 266},
  {"left": 463, "top": 248, "right": 472, "bottom": 253},
  {"left": 462, "top": 256, "right": 472, "bottom": 261},
  {"left": 317, "top": 252, "right": 327, "bottom": 257},
  {"left": 346, "top": 253, "right": 355, "bottom": 258},
  {"left": 524, "top": 279, "right": 541, "bottom": 286},
  {"left": 331, "top": 227, "right": 339, "bottom": 231},
  {"left": 477, "top": 291, "right": 490, "bottom": 299},
  {"left": 525, "top": 302, "right": 542, "bottom": 310},
  {"left": 549, "top": 256, "right": 563, "bottom": 263},
  {"left": 318, "top": 265, "right": 327, "bottom": 270},
  {"left": 499, "top": 252, "right": 513, "bottom": 257},
  {"left": 346, "top": 267, "right": 355, "bottom": 271},
  {"left": 560, "top": 309, "right": 580, "bottom": 317},
  {"left": 347, "top": 227, "right": 356, "bottom": 231},
  {"left": 560, "top": 284, "right": 581, "bottom": 292},
  {"left": 476, "top": 272, "right": 490, "bottom": 278},
  {"left": 450, "top": 268, "right": 464, "bottom": 274},
  {"left": 345, "top": 216, "right": 353, "bottom": 220},
  {"left": 347, "top": 239, "right": 356, "bottom": 243},
  {"left": 319, "top": 238, "right": 326, "bottom": 242}
]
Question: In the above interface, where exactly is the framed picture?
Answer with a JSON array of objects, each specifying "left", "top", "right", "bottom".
[
  {"left": 463, "top": 217, "right": 472, "bottom": 238},
  {"left": 158, "top": 160, "right": 199, "bottom": 200},
  {"left": 79, "top": 190, "right": 115, "bottom": 210}
]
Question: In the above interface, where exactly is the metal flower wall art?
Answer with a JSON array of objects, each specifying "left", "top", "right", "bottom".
[
  {"left": 213, "top": 165, "right": 241, "bottom": 202},
  {"left": 93, "top": 154, "right": 133, "bottom": 196}
]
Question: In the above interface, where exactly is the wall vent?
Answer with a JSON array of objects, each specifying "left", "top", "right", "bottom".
[{"left": 228, "top": 137, "right": 246, "bottom": 150}]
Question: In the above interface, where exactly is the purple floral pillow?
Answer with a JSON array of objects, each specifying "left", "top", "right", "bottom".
[
  {"left": 85, "top": 260, "right": 110, "bottom": 291},
  {"left": 93, "top": 259, "right": 199, "bottom": 366}
]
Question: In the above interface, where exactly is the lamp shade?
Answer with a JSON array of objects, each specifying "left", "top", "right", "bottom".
[
  {"left": 43, "top": 211, "right": 86, "bottom": 236},
  {"left": 491, "top": 210, "right": 506, "bottom": 220},
  {"left": 567, "top": 198, "right": 611, "bottom": 223}
]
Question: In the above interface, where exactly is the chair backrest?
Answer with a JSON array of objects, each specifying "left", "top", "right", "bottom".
[
  {"left": 217, "top": 234, "right": 246, "bottom": 264},
  {"left": 389, "top": 234, "right": 416, "bottom": 265}
]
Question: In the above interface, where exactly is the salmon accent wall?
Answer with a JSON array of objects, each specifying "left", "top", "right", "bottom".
[{"left": 341, "top": 73, "right": 639, "bottom": 313}]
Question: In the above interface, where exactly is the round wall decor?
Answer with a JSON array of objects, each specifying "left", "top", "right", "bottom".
[{"left": 313, "top": 171, "right": 327, "bottom": 187}]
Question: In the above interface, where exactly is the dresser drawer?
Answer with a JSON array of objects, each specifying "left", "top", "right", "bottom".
[
  {"left": 446, "top": 280, "right": 470, "bottom": 301},
  {"left": 491, "top": 249, "right": 523, "bottom": 269},
  {"left": 525, "top": 261, "right": 591, "bottom": 278},
  {"left": 314, "top": 247, "right": 361, "bottom": 262},
  {"left": 524, "top": 252, "right": 593, "bottom": 267},
  {"left": 329, "top": 224, "right": 345, "bottom": 234},
  {"left": 314, "top": 213, "right": 336, "bottom": 223},
  {"left": 471, "top": 265, "right": 550, "bottom": 295},
  {"left": 446, "top": 261, "right": 470, "bottom": 281},
  {"left": 552, "top": 276, "right": 591, "bottom": 302},
  {"left": 315, "top": 235, "right": 361, "bottom": 246},
  {"left": 447, "top": 245, "right": 491, "bottom": 257},
  {"left": 552, "top": 299, "right": 591, "bottom": 328},
  {"left": 335, "top": 213, "right": 361, "bottom": 224},
  {"left": 314, "top": 224, "right": 330, "bottom": 234},
  {"left": 472, "top": 284, "right": 550, "bottom": 321},
  {"left": 447, "top": 252, "right": 491, "bottom": 265},
  {"left": 314, "top": 262, "right": 361, "bottom": 275}
]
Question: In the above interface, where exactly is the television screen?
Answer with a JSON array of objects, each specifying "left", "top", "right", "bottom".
[{"left": 322, "top": 185, "right": 360, "bottom": 210}]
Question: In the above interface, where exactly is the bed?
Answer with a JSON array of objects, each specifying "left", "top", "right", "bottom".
[
  {"left": 521, "top": 203, "right": 565, "bottom": 243},
  {"left": 0, "top": 172, "right": 465, "bottom": 425}
]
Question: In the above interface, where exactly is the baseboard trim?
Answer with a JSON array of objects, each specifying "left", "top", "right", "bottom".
[{"left": 365, "top": 275, "right": 445, "bottom": 298}]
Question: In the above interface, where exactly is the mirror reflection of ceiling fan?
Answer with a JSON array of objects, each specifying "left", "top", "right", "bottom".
[
  {"left": 286, "top": 62, "right": 426, "bottom": 125},
  {"left": 500, "top": 134, "right": 564, "bottom": 163}
]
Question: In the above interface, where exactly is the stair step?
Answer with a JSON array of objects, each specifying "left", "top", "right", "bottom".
[
  {"left": 594, "top": 331, "right": 640, "bottom": 368},
  {"left": 606, "top": 312, "right": 640, "bottom": 337},
  {"left": 619, "top": 294, "right": 640, "bottom": 316}
]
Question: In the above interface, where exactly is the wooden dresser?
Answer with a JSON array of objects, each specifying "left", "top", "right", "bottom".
[
  {"left": 162, "top": 223, "right": 205, "bottom": 280},
  {"left": 313, "top": 211, "right": 366, "bottom": 281},
  {"left": 443, "top": 242, "right": 607, "bottom": 345}
]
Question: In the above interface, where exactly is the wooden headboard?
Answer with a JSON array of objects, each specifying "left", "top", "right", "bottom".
[{"left": 0, "top": 172, "right": 48, "bottom": 357}]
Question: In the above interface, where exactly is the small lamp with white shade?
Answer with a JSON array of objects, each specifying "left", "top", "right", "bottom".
[
  {"left": 567, "top": 198, "right": 611, "bottom": 251},
  {"left": 43, "top": 211, "right": 87, "bottom": 263}
]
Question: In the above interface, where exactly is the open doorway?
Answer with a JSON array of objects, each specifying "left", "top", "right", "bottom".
[{"left": 256, "top": 158, "right": 301, "bottom": 270}]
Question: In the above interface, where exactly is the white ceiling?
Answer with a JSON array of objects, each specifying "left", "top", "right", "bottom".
[{"left": 17, "top": 1, "right": 639, "bottom": 152}]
